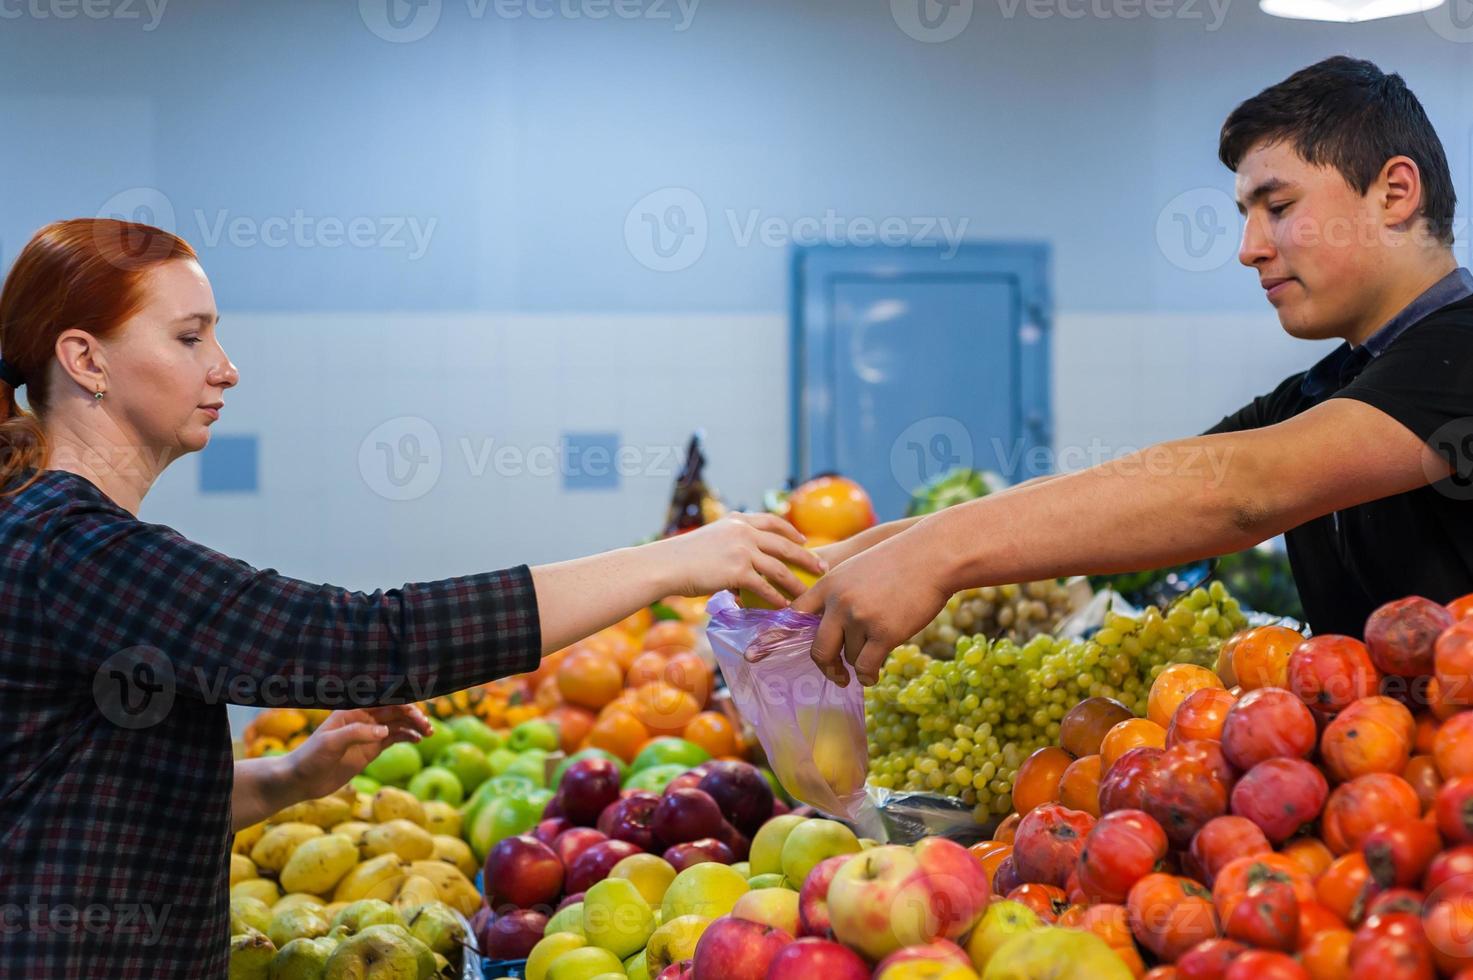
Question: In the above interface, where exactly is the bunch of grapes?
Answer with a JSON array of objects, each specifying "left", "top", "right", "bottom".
[
  {"left": 866, "top": 582, "right": 1248, "bottom": 821},
  {"left": 909, "top": 581, "right": 1076, "bottom": 659}
]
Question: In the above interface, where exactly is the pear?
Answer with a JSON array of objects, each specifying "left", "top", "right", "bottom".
[
  {"left": 371, "top": 787, "right": 426, "bottom": 827},
  {"left": 231, "top": 895, "right": 273, "bottom": 937},
  {"left": 405, "top": 901, "right": 466, "bottom": 956},
  {"left": 252, "top": 823, "right": 327, "bottom": 874},
  {"left": 430, "top": 835, "right": 477, "bottom": 879},
  {"left": 362, "top": 820, "right": 435, "bottom": 862},
  {"left": 323, "top": 926, "right": 422, "bottom": 980},
  {"left": 330, "top": 899, "right": 401, "bottom": 935},
  {"left": 281, "top": 834, "right": 359, "bottom": 895},
  {"left": 232, "top": 853, "right": 259, "bottom": 887},
  {"left": 269, "top": 936, "right": 333, "bottom": 980},
  {"left": 229, "top": 930, "right": 277, "bottom": 980},
  {"left": 274, "top": 894, "right": 328, "bottom": 916},
  {"left": 267, "top": 905, "right": 330, "bottom": 949},
  {"left": 234, "top": 878, "right": 283, "bottom": 907}
]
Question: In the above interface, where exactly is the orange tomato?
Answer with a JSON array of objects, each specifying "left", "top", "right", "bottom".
[
  {"left": 545, "top": 705, "right": 596, "bottom": 754},
  {"left": 557, "top": 649, "right": 624, "bottom": 710},
  {"left": 1148, "top": 664, "right": 1225, "bottom": 729},
  {"left": 1281, "top": 838, "right": 1335, "bottom": 880},
  {"left": 586, "top": 706, "right": 649, "bottom": 763},
  {"left": 644, "top": 620, "right": 697, "bottom": 655},
  {"left": 1315, "top": 852, "right": 1371, "bottom": 924},
  {"left": 683, "top": 711, "right": 738, "bottom": 758},
  {"left": 1301, "top": 928, "right": 1353, "bottom": 980},
  {"left": 1231, "top": 624, "right": 1303, "bottom": 690},
  {"left": 1435, "top": 712, "right": 1473, "bottom": 779},
  {"left": 784, "top": 476, "right": 876, "bottom": 541},
  {"left": 1101, "top": 718, "right": 1168, "bottom": 771},
  {"left": 1058, "top": 754, "right": 1104, "bottom": 818},
  {"left": 626, "top": 682, "right": 701, "bottom": 737},
  {"left": 1013, "top": 746, "right": 1074, "bottom": 815}
]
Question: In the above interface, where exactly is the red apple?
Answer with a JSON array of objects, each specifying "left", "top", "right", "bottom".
[
  {"left": 798, "top": 854, "right": 850, "bottom": 938},
  {"left": 698, "top": 761, "right": 776, "bottom": 836},
  {"left": 692, "top": 916, "right": 792, "bottom": 980},
  {"left": 652, "top": 788, "right": 724, "bottom": 844},
  {"left": 564, "top": 839, "right": 641, "bottom": 895},
  {"left": 597, "top": 792, "right": 662, "bottom": 852},
  {"left": 712, "top": 820, "right": 750, "bottom": 862},
  {"left": 766, "top": 937, "right": 869, "bottom": 980},
  {"left": 654, "top": 961, "right": 694, "bottom": 980},
  {"left": 484, "top": 835, "right": 563, "bottom": 911},
  {"left": 664, "top": 764, "right": 713, "bottom": 795},
  {"left": 478, "top": 908, "right": 546, "bottom": 959},
  {"left": 559, "top": 758, "right": 623, "bottom": 826},
  {"left": 532, "top": 817, "right": 574, "bottom": 847},
  {"left": 910, "top": 836, "right": 992, "bottom": 940},
  {"left": 552, "top": 827, "right": 609, "bottom": 870},
  {"left": 664, "top": 838, "right": 734, "bottom": 871}
]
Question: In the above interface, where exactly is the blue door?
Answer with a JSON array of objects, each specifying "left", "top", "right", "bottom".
[{"left": 791, "top": 242, "right": 1052, "bottom": 520}]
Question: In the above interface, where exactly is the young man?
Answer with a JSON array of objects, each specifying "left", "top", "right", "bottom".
[{"left": 796, "top": 56, "right": 1473, "bottom": 686}]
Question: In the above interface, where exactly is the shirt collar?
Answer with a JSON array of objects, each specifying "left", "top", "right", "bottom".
[{"left": 1302, "top": 266, "right": 1473, "bottom": 399}]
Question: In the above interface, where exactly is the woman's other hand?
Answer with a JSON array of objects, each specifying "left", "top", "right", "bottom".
[
  {"left": 285, "top": 704, "right": 431, "bottom": 800},
  {"left": 656, "top": 513, "right": 828, "bottom": 607}
]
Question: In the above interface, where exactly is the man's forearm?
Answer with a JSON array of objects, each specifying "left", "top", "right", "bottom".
[
  {"left": 232, "top": 755, "right": 307, "bottom": 831},
  {"left": 909, "top": 435, "right": 1269, "bottom": 594}
]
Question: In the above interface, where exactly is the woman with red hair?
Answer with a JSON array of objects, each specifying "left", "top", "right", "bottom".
[{"left": 0, "top": 218, "right": 822, "bottom": 976}]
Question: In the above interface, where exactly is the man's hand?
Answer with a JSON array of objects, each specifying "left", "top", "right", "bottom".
[
  {"left": 791, "top": 528, "right": 952, "bottom": 687},
  {"left": 287, "top": 704, "right": 431, "bottom": 800}
]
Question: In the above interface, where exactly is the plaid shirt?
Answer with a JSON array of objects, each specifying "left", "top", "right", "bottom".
[{"left": 0, "top": 468, "right": 541, "bottom": 977}]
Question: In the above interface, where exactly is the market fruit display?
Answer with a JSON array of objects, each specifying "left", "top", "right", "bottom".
[
  {"left": 974, "top": 591, "right": 1473, "bottom": 979},
  {"left": 868, "top": 583, "right": 1249, "bottom": 817}
]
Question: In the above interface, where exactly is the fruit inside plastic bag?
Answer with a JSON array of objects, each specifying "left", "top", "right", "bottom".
[{"left": 706, "top": 592, "right": 879, "bottom": 836}]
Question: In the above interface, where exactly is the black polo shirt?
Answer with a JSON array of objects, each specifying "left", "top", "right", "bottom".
[{"left": 1205, "top": 284, "right": 1473, "bottom": 638}]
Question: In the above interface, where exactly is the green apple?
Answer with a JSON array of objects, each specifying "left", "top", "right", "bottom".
[
  {"left": 486, "top": 747, "right": 519, "bottom": 776},
  {"left": 447, "top": 715, "right": 503, "bottom": 753},
  {"left": 731, "top": 887, "right": 800, "bottom": 935},
  {"left": 362, "top": 742, "right": 422, "bottom": 787},
  {"left": 748, "top": 814, "right": 805, "bottom": 877},
  {"left": 435, "top": 743, "right": 492, "bottom": 795},
  {"left": 555, "top": 748, "right": 628, "bottom": 786},
  {"left": 583, "top": 878, "right": 655, "bottom": 959},
  {"left": 545, "top": 901, "right": 586, "bottom": 938},
  {"left": 966, "top": 899, "right": 1044, "bottom": 974},
  {"left": 620, "top": 763, "right": 687, "bottom": 794},
  {"left": 505, "top": 750, "right": 549, "bottom": 788},
  {"left": 746, "top": 873, "right": 788, "bottom": 890},
  {"left": 527, "top": 932, "right": 587, "bottom": 980},
  {"left": 609, "top": 854, "right": 677, "bottom": 907},
  {"left": 407, "top": 765, "right": 465, "bottom": 805},
  {"left": 623, "top": 949, "right": 650, "bottom": 980},
  {"left": 348, "top": 774, "right": 381, "bottom": 795},
  {"left": 661, "top": 863, "right": 748, "bottom": 921},
  {"left": 644, "top": 914, "right": 711, "bottom": 977},
  {"left": 780, "top": 818, "right": 860, "bottom": 889},
  {"left": 629, "top": 738, "right": 709, "bottom": 773},
  {"left": 411, "top": 717, "right": 456, "bottom": 765},
  {"left": 509, "top": 719, "right": 560, "bottom": 753},
  {"left": 466, "top": 795, "right": 540, "bottom": 863},
  {"left": 547, "top": 946, "right": 624, "bottom": 980},
  {"left": 270, "top": 936, "right": 332, "bottom": 980}
]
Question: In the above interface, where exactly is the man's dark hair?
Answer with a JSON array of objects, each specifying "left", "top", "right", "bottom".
[{"left": 1220, "top": 56, "right": 1456, "bottom": 246}]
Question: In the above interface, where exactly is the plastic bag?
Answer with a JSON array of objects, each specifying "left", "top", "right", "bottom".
[{"left": 706, "top": 592, "right": 880, "bottom": 836}]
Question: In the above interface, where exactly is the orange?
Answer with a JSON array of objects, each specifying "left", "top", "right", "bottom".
[
  {"left": 684, "top": 711, "right": 738, "bottom": 758},
  {"left": 616, "top": 607, "right": 654, "bottom": 638},
  {"left": 661, "top": 651, "right": 713, "bottom": 708},
  {"left": 582, "top": 630, "right": 640, "bottom": 673},
  {"left": 557, "top": 649, "right": 624, "bottom": 710},
  {"left": 534, "top": 674, "right": 564, "bottom": 712},
  {"left": 627, "top": 682, "right": 701, "bottom": 738},
  {"left": 785, "top": 476, "right": 876, "bottom": 541},
  {"left": 527, "top": 647, "right": 572, "bottom": 692},
  {"left": 587, "top": 707, "right": 649, "bottom": 763},
  {"left": 644, "top": 620, "right": 697, "bottom": 655},
  {"left": 1100, "top": 718, "right": 1167, "bottom": 771},
  {"left": 625, "top": 651, "right": 669, "bottom": 689},
  {"left": 1147, "top": 664, "right": 1224, "bottom": 729},
  {"left": 1231, "top": 624, "right": 1303, "bottom": 691},
  {"left": 545, "top": 705, "right": 596, "bottom": 754}
]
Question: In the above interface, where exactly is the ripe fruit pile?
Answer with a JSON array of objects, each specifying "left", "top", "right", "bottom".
[
  {"left": 866, "top": 584, "right": 1248, "bottom": 818},
  {"left": 971, "top": 590, "right": 1473, "bottom": 979},
  {"left": 242, "top": 707, "right": 333, "bottom": 757},
  {"left": 910, "top": 580, "right": 1079, "bottom": 658},
  {"left": 229, "top": 783, "right": 480, "bottom": 978}
]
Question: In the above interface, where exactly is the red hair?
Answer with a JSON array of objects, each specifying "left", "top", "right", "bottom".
[{"left": 0, "top": 218, "right": 197, "bottom": 496}]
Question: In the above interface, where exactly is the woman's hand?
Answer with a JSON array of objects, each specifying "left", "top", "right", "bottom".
[
  {"left": 791, "top": 528, "right": 952, "bottom": 687},
  {"left": 655, "top": 513, "right": 828, "bottom": 607},
  {"left": 286, "top": 704, "right": 431, "bottom": 801}
]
